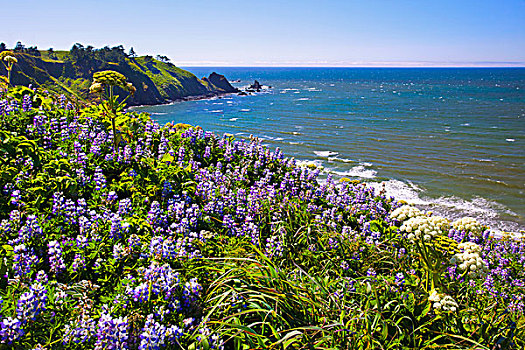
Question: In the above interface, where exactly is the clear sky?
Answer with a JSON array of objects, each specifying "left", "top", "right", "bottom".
[{"left": 1, "top": 0, "right": 524, "bottom": 66}]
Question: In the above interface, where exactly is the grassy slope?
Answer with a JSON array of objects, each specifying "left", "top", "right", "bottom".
[{"left": 2, "top": 50, "right": 226, "bottom": 105}]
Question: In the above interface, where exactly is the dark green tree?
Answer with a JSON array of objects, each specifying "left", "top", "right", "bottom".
[{"left": 14, "top": 41, "right": 25, "bottom": 52}]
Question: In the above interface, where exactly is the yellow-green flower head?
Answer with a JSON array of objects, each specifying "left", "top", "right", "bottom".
[
  {"left": 89, "top": 82, "right": 103, "bottom": 94},
  {"left": 92, "top": 70, "right": 128, "bottom": 88},
  {"left": 0, "top": 51, "right": 12, "bottom": 60}
]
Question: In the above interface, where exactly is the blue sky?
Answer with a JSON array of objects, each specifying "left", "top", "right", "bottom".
[{"left": 1, "top": 0, "right": 524, "bottom": 66}]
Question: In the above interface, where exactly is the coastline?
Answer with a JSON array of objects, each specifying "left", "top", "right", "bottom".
[{"left": 127, "top": 90, "right": 239, "bottom": 109}]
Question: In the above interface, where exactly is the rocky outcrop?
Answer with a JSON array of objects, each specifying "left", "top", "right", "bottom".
[
  {"left": 204, "top": 72, "right": 239, "bottom": 93},
  {"left": 249, "top": 80, "right": 263, "bottom": 90}
]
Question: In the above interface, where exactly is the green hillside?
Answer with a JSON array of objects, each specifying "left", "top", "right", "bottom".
[{"left": 0, "top": 44, "right": 238, "bottom": 105}]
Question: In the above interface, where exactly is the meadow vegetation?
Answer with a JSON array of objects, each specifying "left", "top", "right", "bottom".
[{"left": 0, "top": 66, "right": 523, "bottom": 349}]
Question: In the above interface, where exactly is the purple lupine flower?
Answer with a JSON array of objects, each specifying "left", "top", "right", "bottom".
[
  {"left": 138, "top": 314, "right": 182, "bottom": 350},
  {"left": 63, "top": 313, "right": 96, "bottom": 344},
  {"left": 21, "top": 94, "right": 32, "bottom": 112},
  {"left": 93, "top": 167, "right": 106, "bottom": 191},
  {"left": 395, "top": 273, "right": 405, "bottom": 288},
  {"left": 16, "top": 282, "right": 47, "bottom": 322},
  {"left": 94, "top": 312, "right": 129, "bottom": 350},
  {"left": 203, "top": 146, "right": 211, "bottom": 159},
  {"left": 0, "top": 317, "right": 24, "bottom": 344},
  {"left": 48, "top": 240, "right": 66, "bottom": 274}
]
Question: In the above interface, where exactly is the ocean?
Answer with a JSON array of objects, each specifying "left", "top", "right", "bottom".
[{"left": 132, "top": 67, "right": 525, "bottom": 233}]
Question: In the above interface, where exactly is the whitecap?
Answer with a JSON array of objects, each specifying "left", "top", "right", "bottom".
[
  {"left": 506, "top": 138, "right": 515, "bottom": 142},
  {"left": 296, "top": 98, "right": 310, "bottom": 101},
  {"left": 229, "top": 118, "right": 238, "bottom": 121},
  {"left": 314, "top": 151, "right": 339, "bottom": 157},
  {"left": 333, "top": 165, "right": 377, "bottom": 179},
  {"left": 240, "top": 109, "right": 251, "bottom": 112},
  {"left": 367, "top": 179, "right": 427, "bottom": 205},
  {"left": 331, "top": 157, "right": 354, "bottom": 163},
  {"left": 210, "top": 110, "right": 223, "bottom": 113}
]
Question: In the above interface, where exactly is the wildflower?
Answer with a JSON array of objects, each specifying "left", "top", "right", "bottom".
[
  {"left": 400, "top": 215, "right": 449, "bottom": 242},
  {"left": 428, "top": 290, "right": 458, "bottom": 312},
  {"left": 395, "top": 272, "right": 405, "bottom": 287},
  {"left": 48, "top": 240, "right": 66, "bottom": 274},
  {"left": 390, "top": 205, "right": 423, "bottom": 223},
  {"left": 2, "top": 55, "right": 17, "bottom": 64},
  {"left": 451, "top": 242, "right": 487, "bottom": 278},
  {"left": 0, "top": 317, "right": 24, "bottom": 344},
  {"left": 451, "top": 217, "right": 483, "bottom": 235}
]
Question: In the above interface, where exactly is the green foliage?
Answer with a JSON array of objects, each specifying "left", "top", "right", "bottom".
[{"left": 0, "top": 85, "right": 522, "bottom": 349}]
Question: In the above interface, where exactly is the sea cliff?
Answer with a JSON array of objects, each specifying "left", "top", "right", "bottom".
[{"left": 0, "top": 44, "right": 238, "bottom": 106}]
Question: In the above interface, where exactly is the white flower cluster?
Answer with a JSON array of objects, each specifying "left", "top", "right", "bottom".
[
  {"left": 451, "top": 242, "right": 486, "bottom": 277},
  {"left": 390, "top": 205, "right": 424, "bottom": 223},
  {"left": 428, "top": 290, "right": 458, "bottom": 312},
  {"left": 451, "top": 217, "right": 483, "bottom": 235},
  {"left": 400, "top": 216, "right": 450, "bottom": 242}
]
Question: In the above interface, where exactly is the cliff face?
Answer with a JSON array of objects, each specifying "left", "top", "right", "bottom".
[{"left": 0, "top": 51, "right": 238, "bottom": 106}]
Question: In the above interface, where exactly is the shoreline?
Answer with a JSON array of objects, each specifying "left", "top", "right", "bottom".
[{"left": 128, "top": 91, "right": 239, "bottom": 109}]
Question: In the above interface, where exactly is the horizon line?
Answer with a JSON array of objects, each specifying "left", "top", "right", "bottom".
[
  {"left": 178, "top": 62, "right": 525, "bottom": 68},
  {"left": 181, "top": 65, "right": 525, "bottom": 68}
]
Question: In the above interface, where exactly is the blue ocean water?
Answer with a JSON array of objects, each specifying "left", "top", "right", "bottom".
[{"left": 133, "top": 68, "right": 525, "bottom": 232}]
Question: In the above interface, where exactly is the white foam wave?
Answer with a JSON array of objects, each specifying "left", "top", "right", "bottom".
[
  {"left": 314, "top": 151, "right": 339, "bottom": 157},
  {"left": 331, "top": 157, "right": 354, "bottom": 163},
  {"left": 229, "top": 118, "right": 238, "bottom": 121},
  {"left": 240, "top": 109, "right": 251, "bottom": 112},
  {"left": 210, "top": 110, "right": 223, "bottom": 113},
  {"left": 506, "top": 138, "right": 515, "bottom": 142},
  {"left": 333, "top": 165, "right": 377, "bottom": 179},
  {"left": 296, "top": 98, "right": 310, "bottom": 101},
  {"left": 367, "top": 180, "right": 427, "bottom": 204},
  {"left": 366, "top": 179, "right": 521, "bottom": 233},
  {"left": 260, "top": 135, "right": 284, "bottom": 142}
]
